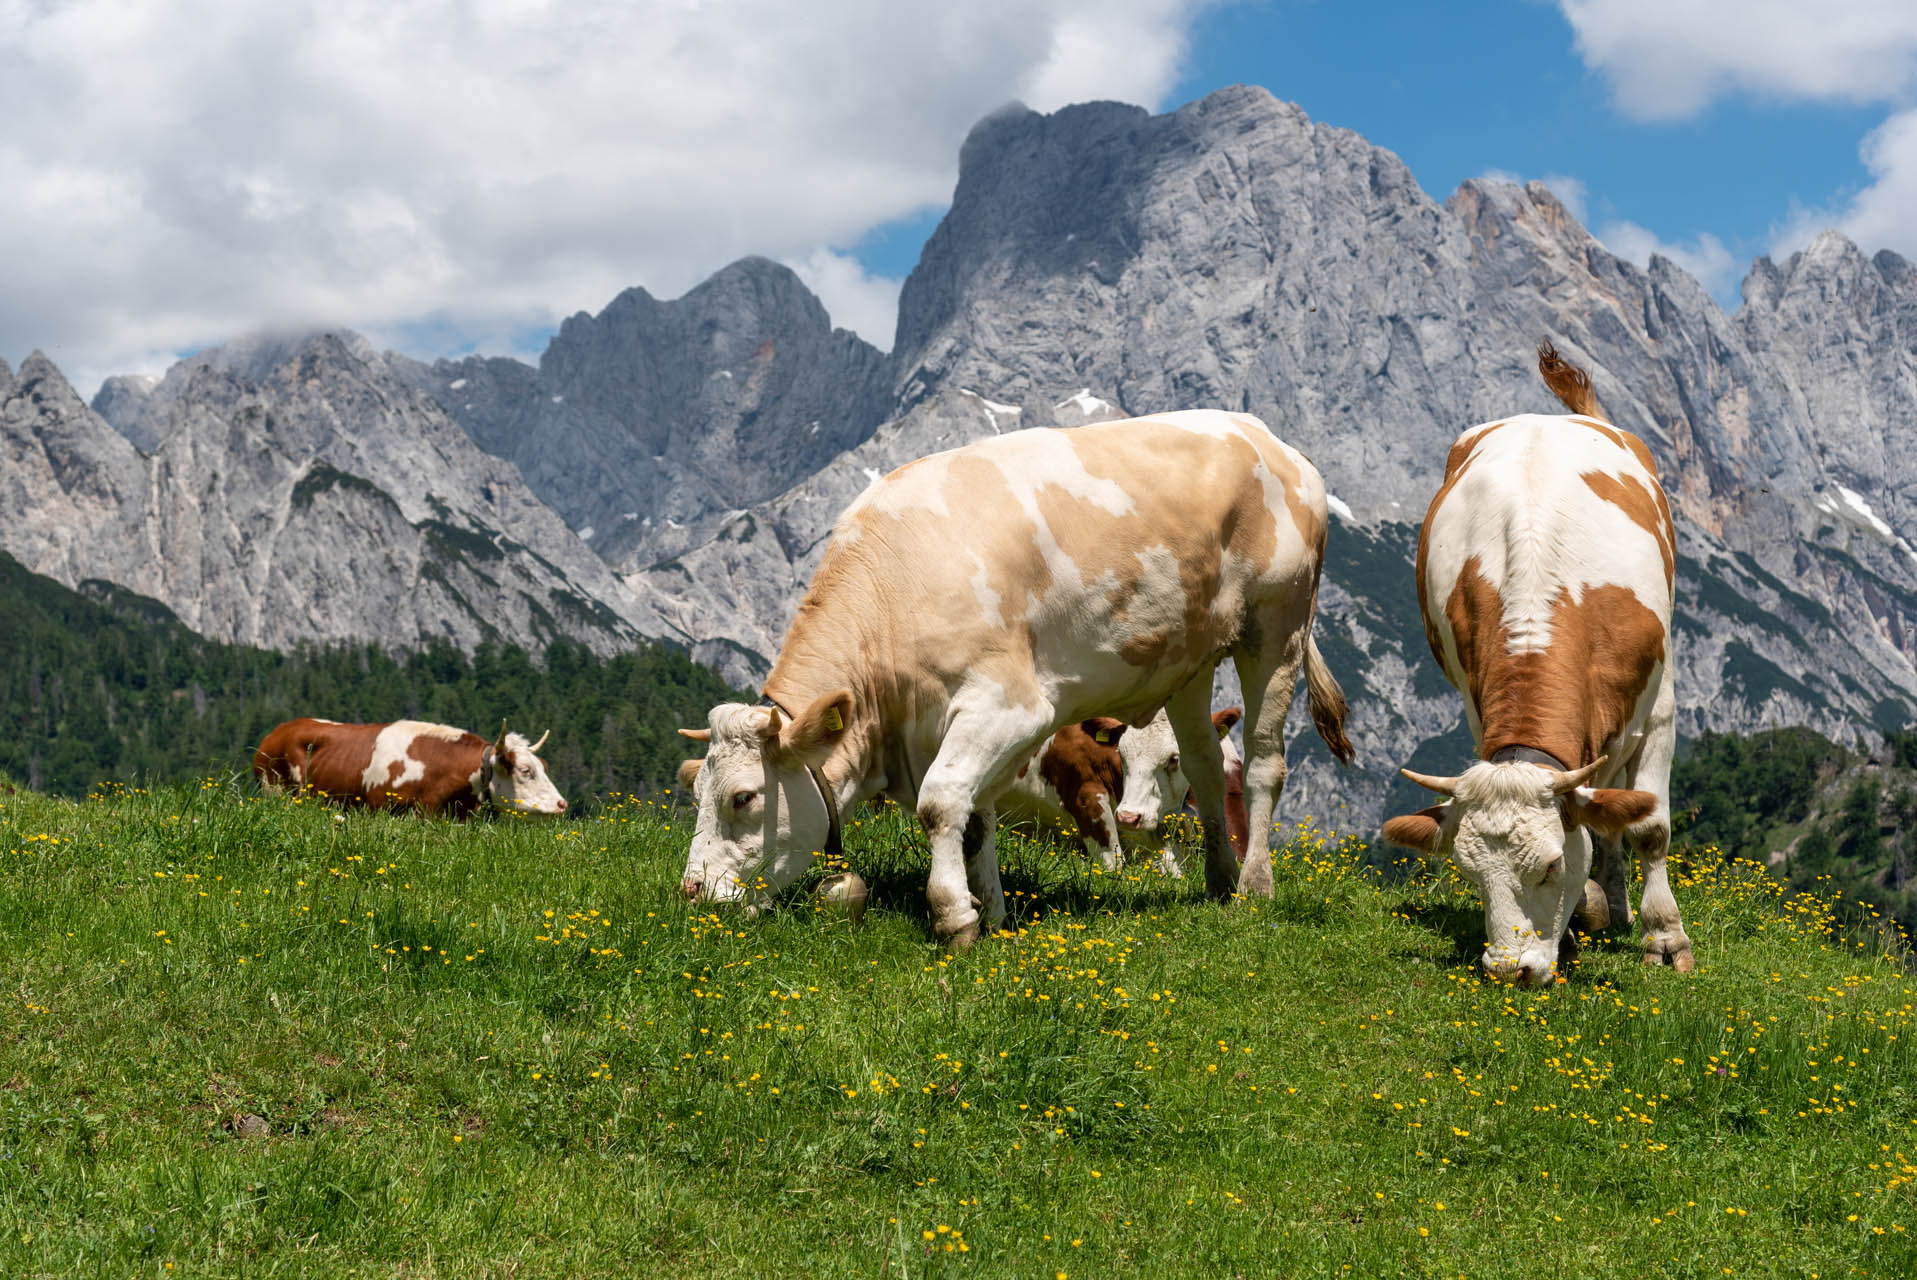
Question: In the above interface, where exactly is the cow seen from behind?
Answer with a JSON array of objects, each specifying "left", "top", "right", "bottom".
[{"left": 1382, "top": 343, "right": 1685, "bottom": 985}]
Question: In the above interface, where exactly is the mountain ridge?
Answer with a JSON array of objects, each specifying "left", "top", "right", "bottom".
[{"left": 6, "top": 83, "right": 1914, "bottom": 827}]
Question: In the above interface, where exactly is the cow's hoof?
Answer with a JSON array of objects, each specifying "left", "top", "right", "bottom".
[
  {"left": 1574, "top": 879, "right": 1611, "bottom": 933},
  {"left": 938, "top": 918, "right": 981, "bottom": 951},
  {"left": 1643, "top": 931, "right": 1695, "bottom": 972}
]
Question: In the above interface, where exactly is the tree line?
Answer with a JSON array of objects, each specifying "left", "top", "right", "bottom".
[
  {"left": 1674, "top": 726, "right": 1917, "bottom": 945},
  {"left": 0, "top": 551, "right": 743, "bottom": 807}
]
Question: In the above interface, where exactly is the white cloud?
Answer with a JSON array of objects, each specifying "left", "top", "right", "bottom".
[
  {"left": 1558, "top": 1, "right": 1917, "bottom": 295},
  {"left": 1596, "top": 220, "right": 1740, "bottom": 304},
  {"left": 785, "top": 250, "right": 905, "bottom": 352},
  {"left": 0, "top": 0, "right": 1209, "bottom": 396},
  {"left": 1559, "top": 0, "right": 1917, "bottom": 121},
  {"left": 1770, "top": 107, "right": 1917, "bottom": 264}
]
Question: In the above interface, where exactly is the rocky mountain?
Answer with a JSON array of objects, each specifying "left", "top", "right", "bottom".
[
  {"left": 7, "top": 83, "right": 1915, "bottom": 830},
  {"left": 394, "top": 257, "right": 893, "bottom": 570},
  {"left": 5, "top": 332, "right": 657, "bottom": 655},
  {"left": 613, "top": 88, "right": 1917, "bottom": 825}
]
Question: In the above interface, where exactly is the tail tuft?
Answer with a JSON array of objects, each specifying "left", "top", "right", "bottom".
[
  {"left": 1304, "top": 631, "right": 1356, "bottom": 767},
  {"left": 1537, "top": 340, "right": 1606, "bottom": 421}
]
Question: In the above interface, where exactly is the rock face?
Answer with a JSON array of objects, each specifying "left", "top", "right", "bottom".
[
  {"left": 619, "top": 87, "right": 1917, "bottom": 824},
  {"left": 397, "top": 257, "right": 892, "bottom": 569},
  {"left": 8, "top": 84, "right": 1917, "bottom": 830},
  {"left": 4, "top": 333, "right": 657, "bottom": 655}
]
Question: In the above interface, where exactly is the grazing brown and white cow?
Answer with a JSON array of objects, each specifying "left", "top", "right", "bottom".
[
  {"left": 997, "top": 707, "right": 1249, "bottom": 875},
  {"left": 677, "top": 411, "right": 1354, "bottom": 944},
  {"left": 1115, "top": 707, "right": 1248, "bottom": 869},
  {"left": 252, "top": 718, "right": 567, "bottom": 817},
  {"left": 1382, "top": 343, "right": 1686, "bottom": 985}
]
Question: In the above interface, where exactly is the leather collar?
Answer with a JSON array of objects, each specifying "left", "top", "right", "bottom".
[
  {"left": 1488, "top": 744, "right": 1571, "bottom": 773},
  {"left": 758, "top": 693, "right": 844, "bottom": 860}
]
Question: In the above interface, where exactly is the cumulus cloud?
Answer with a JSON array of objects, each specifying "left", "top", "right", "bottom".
[
  {"left": 0, "top": 0, "right": 1209, "bottom": 395},
  {"left": 1596, "top": 220, "right": 1740, "bottom": 303},
  {"left": 784, "top": 250, "right": 907, "bottom": 353},
  {"left": 1559, "top": 1, "right": 1917, "bottom": 270},
  {"left": 1770, "top": 107, "right": 1917, "bottom": 264},
  {"left": 1559, "top": 0, "right": 1917, "bottom": 121}
]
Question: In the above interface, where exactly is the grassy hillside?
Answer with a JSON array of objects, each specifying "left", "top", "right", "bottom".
[
  {"left": 3, "top": 781, "right": 1915, "bottom": 1277},
  {"left": 1676, "top": 728, "right": 1917, "bottom": 945}
]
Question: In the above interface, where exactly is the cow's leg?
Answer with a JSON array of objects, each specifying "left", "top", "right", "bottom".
[
  {"left": 964, "top": 807, "right": 1007, "bottom": 936},
  {"left": 917, "top": 708, "right": 1051, "bottom": 946},
  {"left": 1628, "top": 671, "right": 1692, "bottom": 971},
  {"left": 1577, "top": 833, "right": 1632, "bottom": 933},
  {"left": 1092, "top": 794, "right": 1124, "bottom": 873},
  {"left": 1163, "top": 671, "right": 1234, "bottom": 899},
  {"left": 1231, "top": 631, "right": 1306, "bottom": 899}
]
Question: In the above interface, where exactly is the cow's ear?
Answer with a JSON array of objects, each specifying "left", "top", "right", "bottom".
[
  {"left": 1381, "top": 805, "right": 1449, "bottom": 853},
  {"left": 677, "top": 727, "right": 712, "bottom": 742},
  {"left": 1567, "top": 787, "right": 1657, "bottom": 836},
  {"left": 776, "top": 689, "right": 853, "bottom": 767},
  {"left": 676, "top": 758, "right": 703, "bottom": 792},
  {"left": 1081, "top": 717, "right": 1127, "bottom": 747},
  {"left": 1212, "top": 707, "right": 1243, "bottom": 738}
]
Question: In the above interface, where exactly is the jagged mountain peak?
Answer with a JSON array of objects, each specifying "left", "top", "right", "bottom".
[{"left": 9, "top": 87, "right": 1916, "bottom": 828}]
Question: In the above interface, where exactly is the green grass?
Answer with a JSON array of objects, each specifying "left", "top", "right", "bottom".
[{"left": 3, "top": 779, "right": 1916, "bottom": 1277}]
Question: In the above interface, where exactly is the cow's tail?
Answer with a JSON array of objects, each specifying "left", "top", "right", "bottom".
[
  {"left": 1303, "top": 627, "right": 1355, "bottom": 766},
  {"left": 1537, "top": 340, "right": 1608, "bottom": 421}
]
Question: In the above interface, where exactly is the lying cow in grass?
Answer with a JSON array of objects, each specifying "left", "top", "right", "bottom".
[
  {"left": 252, "top": 718, "right": 567, "bottom": 817},
  {"left": 999, "top": 708, "right": 1248, "bottom": 875},
  {"left": 676, "top": 411, "right": 1354, "bottom": 944},
  {"left": 1381, "top": 342, "right": 1685, "bottom": 985}
]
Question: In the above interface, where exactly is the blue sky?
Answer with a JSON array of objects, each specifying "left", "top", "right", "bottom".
[
  {"left": 851, "top": 0, "right": 1886, "bottom": 308},
  {"left": 3, "top": 1, "right": 1914, "bottom": 394}
]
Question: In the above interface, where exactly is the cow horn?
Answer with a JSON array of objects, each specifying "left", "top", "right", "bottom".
[
  {"left": 1400, "top": 768, "right": 1460, "bottom": 797},
  {"left": 677, "top": 727, "right": 712, "bottom": 742},
  {"left": 529, "top": 729, "right": 550, "bottom": 754},
  {"left": 1549, "top": 755, "right": 1608, "bottom": 795}
]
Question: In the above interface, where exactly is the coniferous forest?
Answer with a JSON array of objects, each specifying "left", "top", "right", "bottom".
[{"left": 0, "top": 551, "right": 743, "bottom": 806}]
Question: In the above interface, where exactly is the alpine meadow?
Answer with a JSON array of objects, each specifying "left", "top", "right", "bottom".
[
  {"left": 5, "top": 771, "right": 1917, "bottom": 1276},
  {"left": 5, "top": 16, "right": 1917, "bottom": 1280}
]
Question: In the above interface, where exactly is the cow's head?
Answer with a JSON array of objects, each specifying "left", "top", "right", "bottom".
[
  {"left": 1382, "top": 757, "right": 1654, "bottom": 985},
  {"left": 481, "top": 723, "right": 567, "bottom": 814},
  {"left": 1114, "top": 708, "right": 1242, "bottom": 845},
  {"left": 677, "top": 691, "right": 852, "bottom": 908}
]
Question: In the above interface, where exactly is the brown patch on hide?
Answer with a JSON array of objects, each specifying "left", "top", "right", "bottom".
[
  {"left": 1581, "top": 470, "right": 1675, "bottom": 591},
  {"left": 251, "top": 719, "right": 497, "bottom": 817},
  {"left": 1442, "top": 557, "right": 1666, "bottom": 770},
  {"left": 1037, "top": 724, "right": 1125, "bottom": 849}
]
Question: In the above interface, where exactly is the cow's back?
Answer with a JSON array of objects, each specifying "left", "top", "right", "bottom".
[
  {"left": 252, "top": 719, "right": 488, "bottom": 815},
  {"left": 820, "top": 412, "right": 1328, "bottom": 732},
  {"left": 1417, "top": 415, "right": 1674, "bottom": 761}
]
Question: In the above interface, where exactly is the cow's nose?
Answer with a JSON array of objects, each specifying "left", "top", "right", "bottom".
[
  {"left": 556, "top": 798, "right": 568, "bottom": 812},
  {"left": 1484, "top": 955, "right": 1552, "bottom": 986},
  {"left": 681, "top": 878, "right": 702, "bottom": 902},
  {"left": 1115, "top": 809, "right": 1145, "bottom": 829}
]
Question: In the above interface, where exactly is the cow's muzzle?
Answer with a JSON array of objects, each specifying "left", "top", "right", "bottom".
[
  {"left": 1482, "top": 953, "right": 1556, "bottom": 987},
  {"left": 680, "top": 877, "right": 703, "bottom": 902}
]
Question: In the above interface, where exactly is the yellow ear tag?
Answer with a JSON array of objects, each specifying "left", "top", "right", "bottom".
[
  {"left": 823, "top": 707, "right": 844, "bottom": 732},
  {"left": 1095, "top": 730, "right": 1112, "bottom": 745}
]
